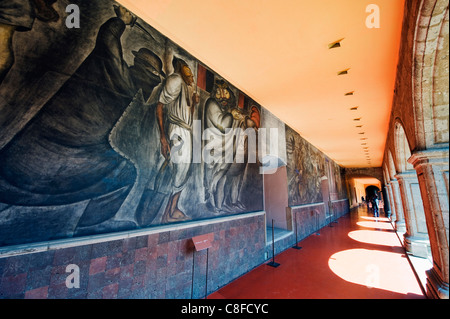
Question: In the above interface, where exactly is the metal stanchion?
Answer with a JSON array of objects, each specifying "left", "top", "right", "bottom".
[
  {"left": 191, "top": 250, "right": 195, "bottom": 299},
  {"left": 292, "top": 213, "right": 302, "bottom": 250},
  {"left": 191, "top": 234, "right": 213, "bottom": 299},
  {"left": 205, "top": 248, "right": 209, "bottom": 299},
  {"left": 315, "top": 211, "right": 320, "bottom": 235},
  {"left": 267, "top": 219, "right": 280, "bottom": 267}
]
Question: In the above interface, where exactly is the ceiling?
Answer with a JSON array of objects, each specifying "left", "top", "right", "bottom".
[{"left": 118, "top": 0, "right": 405, "bottom": 168}]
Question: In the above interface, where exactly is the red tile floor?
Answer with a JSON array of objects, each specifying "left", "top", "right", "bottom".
[{"left": 209, "top": 206, "right": 425, "bottom": 299}]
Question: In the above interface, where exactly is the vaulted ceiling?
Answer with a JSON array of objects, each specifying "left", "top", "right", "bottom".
[{"left": 118, "top": 0, "right": 405, "bottom": 168}]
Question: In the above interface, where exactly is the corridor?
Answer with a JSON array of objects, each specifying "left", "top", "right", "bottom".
[{"left": 209, "top": 206, "right": 425, "bottom": 299}]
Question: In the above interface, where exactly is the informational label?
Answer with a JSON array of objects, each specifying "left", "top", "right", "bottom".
[{"left": 192, "top": 233, "right": 214, "bottom": 251}]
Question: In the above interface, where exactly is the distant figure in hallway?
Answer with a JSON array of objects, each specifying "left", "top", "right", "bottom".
[{"left": 371, "top": 194, "right": 379, "bottom": 217}]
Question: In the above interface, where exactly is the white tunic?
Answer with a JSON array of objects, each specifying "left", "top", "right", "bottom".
[{"left": 158, "top": 73, "right": 193, "bottom": 191}]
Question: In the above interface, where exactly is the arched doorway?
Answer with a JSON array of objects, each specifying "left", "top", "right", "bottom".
[
  {"left": 344, "top": 168, "right": 383, "bottom": 209},
  {"left": 365, "top": 185, "right": 380, "bottom": 200}
]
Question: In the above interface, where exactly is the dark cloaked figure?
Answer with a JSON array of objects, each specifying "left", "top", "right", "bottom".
[
  {"left": 0, "top": 5, "right": 164, "bottom": 232},
  {"left": 0, "top": 17, "right": 135, "bottom": 206}
]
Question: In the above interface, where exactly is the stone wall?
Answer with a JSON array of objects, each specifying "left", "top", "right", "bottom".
[{"left": 0, "top": 212, "right": 265, "bottom": 299}]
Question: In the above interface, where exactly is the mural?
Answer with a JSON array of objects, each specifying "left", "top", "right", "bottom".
[
  {"left": 285, "top": 125, "right": 346, "bottom": 206},
  {"left": 0, "top": 0, "right": 263, "bottom": 246},
  {"left": 0, "top": 0, "right": 347, "bottom": 248}
]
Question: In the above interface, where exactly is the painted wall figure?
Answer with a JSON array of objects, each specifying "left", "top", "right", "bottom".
[
  {"left": 286, "top": 125, "right": 331, "bottom": 206},
  {"left": 156, "top": 57, "right": 199, "bottom": 223},
  {"left": 203, "top": 78, "right": 237, "bottom": 213}
]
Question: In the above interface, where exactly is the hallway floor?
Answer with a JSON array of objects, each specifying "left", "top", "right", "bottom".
[{"left": 209, "top": 206, "right": 425, "bottom": 299}]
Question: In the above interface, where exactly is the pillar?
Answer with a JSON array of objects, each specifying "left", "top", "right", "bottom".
[
  {"left": 390, "top": 179, "right": 406, "bottom": 233},
  {"left": 409, "top": 148, "right": 449, "bottom": 299},
  {"left": 395, "top": 171, "right": 430, "bottom": 258},
  {"left": 385, "top": 183, "right": 396, "bottom": 221}
]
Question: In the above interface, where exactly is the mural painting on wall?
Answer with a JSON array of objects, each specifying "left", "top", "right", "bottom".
[
  {"left": 0, "top": 0, "right": 263, "bottom": 246},
  {"left": 330, "top": 160, "right": 347, "bottom": 200},
  {"left": 285, "top": 126, "right": 326, "bottom": 206}
]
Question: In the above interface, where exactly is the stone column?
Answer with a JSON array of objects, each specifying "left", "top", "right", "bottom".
[
  {"left": 409, "top": 148, "right": 449, "bottom": 299},
  {"left": 390, "top": 179, "right": 406, "bottom": 233},
  {"left": 395, "top": 171, "right": 430, "bottom": 258},
  {"left": 385, "top": 183, "right": 396, "bottom": 222},
  {"left": 381, "top": 185, "right": 391, "bottom": 218}
]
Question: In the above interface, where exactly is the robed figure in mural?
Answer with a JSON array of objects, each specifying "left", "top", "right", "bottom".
[
  {"left": 203, "top": 79, "right": 260, "bottom": 213},
  {"left": 156, "top": 57, "right": 199, "bottom": 223},
  {"left": 0, "top": 5, "right": 165, "bottom": 236}
]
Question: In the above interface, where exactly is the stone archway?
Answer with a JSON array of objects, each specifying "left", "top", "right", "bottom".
[
  {"left": 344, "top": 167, "right": 383, "bottom": 209},
  {"left": 412, "top": 0, "right": 449, "bottom": 149}
]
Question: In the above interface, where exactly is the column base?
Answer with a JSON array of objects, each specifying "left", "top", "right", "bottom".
[
  {"left": 395, "top": 220, "right": 406, "bottom": 233},
  {"left": 426, "top": 267, "right": 449, "bottom": 299},
  {"left": 404, "top": 234, "right": 430, "bottom": 258}
]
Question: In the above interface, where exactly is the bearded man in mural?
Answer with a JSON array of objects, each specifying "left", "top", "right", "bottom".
[
  {"left": 156, "top": 57, "right": 199, "bottom": 223},
  {"left": 0, "top": 4, "right": 165, "bottom": 238},
  {"left": 203, "top": 79, "right": 260, "bottom": 213},
  {"left": 203, "top": 79, "right": 236, "bottom": 213}
]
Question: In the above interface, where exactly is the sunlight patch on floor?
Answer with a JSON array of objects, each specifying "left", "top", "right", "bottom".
[{"left": 328, "top": 248, "right": 423, "bottom": 296}]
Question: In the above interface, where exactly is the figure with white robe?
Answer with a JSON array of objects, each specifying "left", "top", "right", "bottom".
[{"left": 156, "top": 57, "right": 199, "bottom": 223}]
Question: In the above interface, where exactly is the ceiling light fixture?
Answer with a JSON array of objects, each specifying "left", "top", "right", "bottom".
[
  {"left": 337, "top": 68, "right": 350, "bottom": 75},
  {"left": 350, "top": 107, "right": 358, "bottom": 111},
  {"left": 353, "top": 118, "right": 361, "bottom": 121},
  {"left": 345, "top": 91, "right": 354, "bottom": 96},
  {"left": 328, "top": 38, "right": 344, "bottom": 49}
]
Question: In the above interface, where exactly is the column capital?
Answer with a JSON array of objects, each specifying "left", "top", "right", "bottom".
[
  {"left": 394, "top": 170, "right": 418, "bottom": 181},
  {"left": 408, "top": 147, "right": 449, "bottom": 168}
]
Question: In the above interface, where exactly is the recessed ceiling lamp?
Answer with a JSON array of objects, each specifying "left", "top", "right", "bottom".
[
  {"left": 345, "top": 91, "right": 354, "bottom": 96},
  {"left": 353, "top": 118, "right": 361, "bottom": 121},
  {"left": 328, "top": 38, "right": 344, "bottom": 49},
  {"left": 338, "top": 68, "right": 350, "bottom": 75},
  {"left": 350, "top": 107, "right": 359, "bottom": 111}
]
